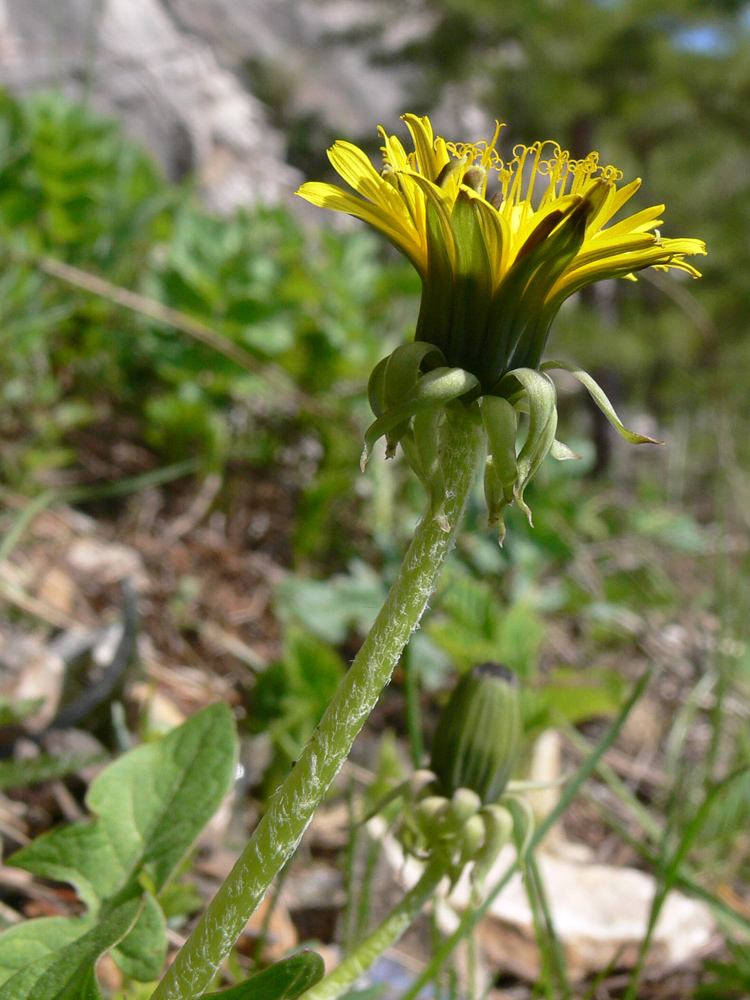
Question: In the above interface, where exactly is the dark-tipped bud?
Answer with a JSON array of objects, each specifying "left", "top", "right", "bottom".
[
  {"left": 430, "top": 663, "right": 521, "bottom": 804},
  {"left": 462, "top": 165, "right": 486, "bottom": 194}
]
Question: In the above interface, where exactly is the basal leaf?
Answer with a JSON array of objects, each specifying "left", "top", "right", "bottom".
[
  {"left": 11, "top": 702, "right": 236, "bottom": 897},
  {"left": 3, "top": 897, "right": 141, "bottom": 1000},
  {"left": 5, "top": 702, "right": 236, "bottom": 982},
  {"left": 0, "top": 916, "right": 85, "bottom": 987},
  {"left": 84, "top": 700, "right": 236, "bottom": 894},
  {"left": 205, "top": 950, "right": 325, "bottom": 1000},
  {"left": 110, "top": 892, "right": 166, "bottom": 981}
]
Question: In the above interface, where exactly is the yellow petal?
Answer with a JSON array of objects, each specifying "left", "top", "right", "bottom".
[
  {"left": 403, "top": 114, "right": 440, "bottom": 180},
  {"left": 603, "top": 205, "right": 665, "bottom": 238},
  {"left": 551, "top": 241, "right": 705, "bottom": 300},
  {"left": 327, "top": 141, "right": 402, "bottom": 211},
  {"left": 379, "top": 127, "right": 410, "bottom": 171},
  {"left": 296, "top": 182, "right": 424, "bottom": 266},
  {"left": 593, "top": 178, "right": 642, "bottom": 229},
  {"left": 574, "top": 232, "right": 661, "bottom": 269},
  {"left": 507, "top": 195, "right": 581, "bottom": 268}
]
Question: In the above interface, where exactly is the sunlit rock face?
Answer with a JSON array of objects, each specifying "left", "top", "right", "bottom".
[
  {"left": 163, "top": 0, "right": 494, "bottom": 147},
  {"left": 0, "top": 0, "right": 490, "bottom": 209},
  {"left": 164, "top": 0, "right": 434, "bottom": 136},
  {"left": 0, "top": 0, "right": 301, "bottom": 212}
]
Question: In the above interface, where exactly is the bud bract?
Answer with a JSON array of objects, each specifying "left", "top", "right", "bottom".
[{"left": 430, "top": 662, "right": 521, "bottom": 804}]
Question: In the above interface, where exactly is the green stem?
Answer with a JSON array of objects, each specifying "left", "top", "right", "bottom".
[
  {"left": 302, "top": 859, "right": 446, "bottom": 1000},
  {"left": 151, "top": 411, "right": 484, "bottom": 1000},
  {"left": 353, "top": 827, "right": 381, "bottom": 946}
]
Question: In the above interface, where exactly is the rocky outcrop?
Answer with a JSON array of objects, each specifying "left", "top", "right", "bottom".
[
  {"left": 165, "top": 0, "right": 435, "bottom": 137},
  {"left": 0, "top": 0, "right": 301, "bottom": 212},
  {"left": 0, "top": 0, "right": 489, "bottom": 211}
]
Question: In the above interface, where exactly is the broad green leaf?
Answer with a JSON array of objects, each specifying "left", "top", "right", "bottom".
[
  {"left": 6, "top": 702, "right": 236, "bottom": 981},
  {"left": 0, "top": 916, "right": 85, "bottom": 986},
  {"left": 3, "top": 897, "right": 142, "bottom": 1000},
  {"left": 428, "top": 587, "right": 544, "bottom": 679},
  {"left": 0, "top": 753, "right": 107, "bottom": 792},
  {"left": 522, "top": 667, "right": 626, "bottom": 738},
  {"left": 205, "top": 950, "right": 325, "bottom": 1000},
  {"left": 629, "top": 507, "right": 710, "bottom": 553},
  {"left": 275, "top": 563, "right": 387, "bottom": 644},
  {"left": 110, "top": 892, "right": 166, "bottom": 981},
  {"left": 11, "top": 702, "right": 236, "bottom": 898},
  {"left": 84, "top": 700, "right": 236, "bottom": 893}
]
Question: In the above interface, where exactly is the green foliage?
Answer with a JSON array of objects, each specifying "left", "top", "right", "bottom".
[
  {"left": 274, "top": 562, "right": 388, "bottom": 645},
  {"left": 205, "top": 951, "right": 324, "bottom": 1000},
  {"left": 0, "top": 90, "right": 163, "bottom": 261},
  {"left": 427, "top": 568, "right": 545, "bottom": 678},
  {"left": 696, "top": 940, "right": 750, "bottom": 999},
  {"left": 522, "top": 666, "right": 626, "bottom": 738},
  {"left": 144, "top": 390, "right": 230, "bottom": 468},
  {"left": 0, "top": 87, "right": 413, "bottom": 498},
  {"left": 0, "top": 695, "right": 44, "bottom": 727},
  {"left": 0, "top": 38, "right": 747, "bottom": 998},
  {"left": 0, "top": 898, "right": 143, "bottom": 1000},
  {"left": 0, "top": 752, "right": 107, "bottom": 792},
  {"left": 0, "top": 703, "right": 237, "bottom": 990},
  {"left": 424, "top": 563, "right": 626, "bottom": 740}
]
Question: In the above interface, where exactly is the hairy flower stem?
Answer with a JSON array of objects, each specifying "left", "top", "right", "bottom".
[
  {"left": 151, "top": 410, "right": 484, "bottom": 1000},
  {"left": 301, "top": 859, "right": 447, "bottom": 1000}
]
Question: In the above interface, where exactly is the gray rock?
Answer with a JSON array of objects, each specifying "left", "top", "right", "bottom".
[
  {"left": 0, "top": 0, "right": 300, "bottom": 211},
  {"left": 165, "top": 0, "right": 434, "bottom": 137},
  {"left": 0, "top": 0, "right": 490, "bottom": 211}
]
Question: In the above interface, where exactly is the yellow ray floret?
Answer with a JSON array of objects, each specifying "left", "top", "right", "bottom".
[{"left": 297, "top": 114, "right": 705, "bottom": 288}]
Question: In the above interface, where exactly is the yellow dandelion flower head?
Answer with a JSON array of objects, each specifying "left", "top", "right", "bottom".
[{"left": 298, "top": 114, "right": 705, "bottom": 390}]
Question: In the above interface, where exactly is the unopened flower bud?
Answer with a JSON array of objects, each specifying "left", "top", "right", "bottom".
[
  {"left": 415, "top": 795, "right": 450, "bottom": 839},
  {"left": 462, "top": 165, "right": 486, "bottom": 193},
  {"left": 430, "top": 663, "right": 521, "bottom": 805},
  {"left": 448, "top": 787, "right": 483, "bottom": 825}
]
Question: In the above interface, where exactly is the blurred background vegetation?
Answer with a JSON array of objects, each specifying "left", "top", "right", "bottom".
[{"left": 2, "top": 0, "right": 750, "bottom": 996}]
